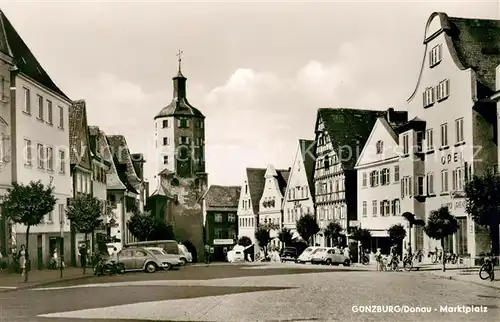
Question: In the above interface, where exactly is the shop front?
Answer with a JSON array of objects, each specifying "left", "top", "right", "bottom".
[{"left": 212, "top": 238, "right": 236, "bottom": 261}]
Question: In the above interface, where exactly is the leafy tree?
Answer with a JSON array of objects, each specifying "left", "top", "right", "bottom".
[
  {"left": 296, "top": 214, "right": 320, "bottom": 245},
  {"left": 388, "top": 224, "right": 407, "bottom": 247},
  {"left": 2, "top": 181, "right": 57, "bottom": 282},
  {"left": 350, "top": 227, "right": 372, "bottom": 252},
  {"left": 278, "top": 228, "right": 293, "bottom": 247},
  {"left": 66, "top": 195, "right": 104, "bottom": 274},
  {"left": 238, "top": 236, "right": 252, "bottom": 247},
  {"left": 424, "top": 206, "right": 459, "bottom": 272},
  {"left": 464, "top": 171, "right": 500, "bottom": 256},
  {"left": 255, "top": 227, "right": 271, "bottom": 259},
  {"left": 323, "top": 221, "right": 343, "bottom": 247},
  {"left": 127, "top": 211, "right": 174, "bottom": 241}
]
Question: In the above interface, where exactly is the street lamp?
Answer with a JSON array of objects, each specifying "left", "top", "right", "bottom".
[{"left": 402, "top": 212, "right": 425, "bottom": 257}]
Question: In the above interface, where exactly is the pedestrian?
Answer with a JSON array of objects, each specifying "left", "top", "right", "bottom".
[
  {"left": 375, "top": 248, "right": 383, "bottom": 271},
  {"left": 79, "top": 244, "right": 87, "bottom": 269},
  {"left": 18, "top": 244, "right": 27, "bottom": 276},
  {"left": 343, "top": 245, "right": 350, "bottom": 260},
  {"left": 204, "top": 244, "right": 210, "bottom": 264}
]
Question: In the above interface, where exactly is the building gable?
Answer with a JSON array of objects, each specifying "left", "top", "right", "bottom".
[
  {"left": 356, "top": 118, "right": 400, "bottom": 168},
  {"left": 246, "top": 168, "right": 266, "bottom": 214},
  {"left": 97, "top": 129, "right": 126, "bottom": 191},
  {"left": 69, "top": 100, "right": 92, "bottom": 170},
  {"left": 283, "top": 141, "right": 313, "bottom": 206}
]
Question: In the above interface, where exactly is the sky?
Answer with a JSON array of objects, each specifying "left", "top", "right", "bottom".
[{"left": 1, "top": 0, "right": 499, "bottom": 189}]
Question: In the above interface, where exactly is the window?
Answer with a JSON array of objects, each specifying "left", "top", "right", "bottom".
[
  {"left": 437, "top": 79, "right": 450, "bottom": 100},
  {"left": 362, "top": 172, "right": 367, "bottom": 187},
  {"left": 384, "top": 201, "right": 390, "bottom": 216},
  {"left": 163, "top": 155, "right": 168, "bottom": 165},
  {"left": 362, "top": 201, "right": 367, "bottom": 217},
  {"left": 369, "top": 170, "right": 379, "bottom": 187},
  {"left": 23, "top": 87, "right": 31, "bottom": 113},
  {"left": 46, "top": 100, "right": 53, "bottom": 124},
  {"left": 429, "top": 44, "right": 442, "bottom": 67},
  {"left": 47, "top": 147, "right": 53, "bottom": 170},
  {"left": 417, "top": 176, "right": 425, "bottom": 196},
  {"left": 37, "top": 144, "right": 44, "bottom": 168},
  {"left": 178, "top": 118, "right": 189, "bottom": 128},
  {"left": 416, "top": 131, "right": 423, "bottom": 153},
  {"left": 452, "top": 167, "right": 464, "bottom": 191},
  {"left": 134, "top": 250, "right": 147, "bottom": 257},
  {"left": 324, "top": 157, "right": 330, "bottom": 170},
  {"left": 426, "top": 129, "right": 434, "bottom": 151},
  {"left": 37, "top": 95, "right": 44, "bottom": 120},
  {"left": 402, "top": 134, "right": 409, "bottom": 155},
  {"left": 58, "top": 106, "right": 64, "bottom": 129},
  {"left": 394, "top": 166, "right": 400, "bottom": 182},
  {"left": 440, "top": 123, "right": 448, "bottom": 147},
  {"left": 24, "top": 139, "right": 32, "bottom": 165},
  {"left": 214, "top": 213, "right": 223, "bottom": 222},
  {"left": 392, "top": 199, "right": 400, "bottom": 216},
  {"left": 162, "top": 120, "right": 169, "bottom": 128},
  {"left": 372, "top": 200, "right": 377, "bottom": 216},
  {"left": 376, "top": 140, "right": 383, "bottom": 154},
  {"left": 163, "top": 137, "right": 169, "bottom": 145},
  {"left": 427, "top": 173, "right": 434, "bottom": 195},
  {"left": 59, "top": 150, "right": 66, "bottom": 173},
  {"left": 455, "top": 118, "right": 464, "bottom": 143},
  {"left": 179, "top": 136, "right": 190, "bottom": 144},
  {"left": 423, "top": 86, "right": 436, "bottom": 107},
  {"left": 381, "top": 168, "right": 390, "bottom": 185},
  {"left": 441, "top": 170, "right": 449, "bottom": 193},
  {"left": 228, "top": 213, "right": 236, "bottom": 223}
]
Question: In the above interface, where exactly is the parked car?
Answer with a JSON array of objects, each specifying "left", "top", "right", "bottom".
[
  {"left": 311, "top": 247, "right": 350, "bottom": 266},
  {"left": 144, "top": 247, "right": 181, "bottom": 268},
  {"left": 227, "top": 245, "right": 245, "bottom": 263},
  {"left": 296, "top": 246, "right": 321, "bottom": 263},
  {"left": 280, "top": 247, "right": 298, "bottom": 262},
  {"left": 178, "top": 244, "right": 193, "bottom": 265},
  {"left": 117, "top": 247, "right": 177, "bottom": 273}
]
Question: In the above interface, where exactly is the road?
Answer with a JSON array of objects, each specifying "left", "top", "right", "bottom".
[{"left": 0, "top": 263, "right": 498, "bottom": 322}]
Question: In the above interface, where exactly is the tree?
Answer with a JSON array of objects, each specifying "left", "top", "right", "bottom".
[
  {"left": 350, "top": 227, "right": 372, "bottom": 252},
  {"left": 464, "top": 171, "right": 500, "bottom": 256},
  {"left": 424, "top": 206, "right": 459, "bottom": 272},
  {"left": 2, "top": 181, "right": 57, "bottom": 282},
  {"left": 255, "top": 227, "right": 271, "bottom": 259},
  {"left": 66, "top": 195, "right": 104, "bottom": 274},
  {"left": 238, "top": 236, "right": 252, "bottom": 247},
  {"left": 296, "top": 214, "right": 320, "bottom": 245},
  {"left": 323, "top": 221, "right": 343, "bottom": 247},
  {"left": 388, "top": 224, "right": 407, "bottom": 247},
  {"left": 127, "top": 212, "right": 174, "bottom": 241},
  {"left": 278, "top": 228, "right": 293, "bottom": 247}
]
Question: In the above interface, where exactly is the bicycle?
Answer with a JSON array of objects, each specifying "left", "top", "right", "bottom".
[
  {"left": 479, "top": 255, "right": 495, "bottom": 281},
  {"left": 93, "top": 258, "right": 125, "bottom": 276}
]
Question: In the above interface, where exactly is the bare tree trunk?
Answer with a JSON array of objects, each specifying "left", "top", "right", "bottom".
[
  {"left": 83, "top": 233, "right": 87, "bottom": 274},
  {"left": 24, "top": 225, "right": 31, "bottom": 283},
  {"left": 440, "top": 238, "right": 446, "bottom": 272}
]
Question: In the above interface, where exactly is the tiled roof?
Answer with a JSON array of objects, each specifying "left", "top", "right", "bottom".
[
  {"left": 93, "top": 128, "right": 125, "bottom": 191},
  {"left": 106, "top": 135, "right": 142, "bottom": 194},
  {"left": 246, "top": 167, "right": 266, "bottom": 214},
  {"left": 155, "top": 73, "right": 204, "bottom": 119},
  {"left": 299, "top": 139, "right": 316, "bottom": 198},
  {"left": 317, "top": 108, "right": 388, "bottom": 169},
  {"left": 69, "top": 100, "right": 92, "bottom": 169},
  {"left": 275, "top": 169, "right": 290, "bottom": 196},
  {"left": 446, "top": 15, "right": 500, "bottom": 96},
  {"left": 0, "top": 10, "right": 69, "bottom": 100},
  {"left": 204, "top": 185, "right": 241, "bottom": 209}
]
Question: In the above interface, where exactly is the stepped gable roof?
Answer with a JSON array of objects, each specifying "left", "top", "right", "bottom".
[
  {"left": 106, "top": 135, "right": 141, "bottom": 194},
  {"left": 204, "top": 185, "right": 241, "bottom": 209},
  {"left": 299, "top": 139, "right": 316, "bottom": 197},
  {"left": 317, "top": 108, "right": 387, "bottom": 169},
  {"left": 0, "top": 10, "right": 69, "bottom": 100},
  {"left": 246, "top": 167, "right": 267, "bottom": 214}
]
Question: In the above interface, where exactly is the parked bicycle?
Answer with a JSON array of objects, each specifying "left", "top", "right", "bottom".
[
  {"left": 479, "top": 255, "right": 496, "bottom": 281},
  {"left": 360, "top": 252, "right": 370, "bottom": 265},
  {"left": 428, "top": 247, "right": 440, "bottom": 263},
  {"left": 403, "top": 249, "right": 423, "bottom": 271},
  {"left": 443, "top": 251, "right": 458, "bottom": 265}
]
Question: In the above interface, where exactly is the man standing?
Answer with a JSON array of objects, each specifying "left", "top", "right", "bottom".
[
  {"left": 204, "top": 244, "right": 210, "bottom": 264},
  {"left": 79, "top": 243, "right": 87, "bottom": 271}
]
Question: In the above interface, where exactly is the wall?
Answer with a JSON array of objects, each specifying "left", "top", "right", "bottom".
[
  {"left": 154, "top": 116, "right": 175, "bottom": 175},
  {"left": 237, "top": 181, "right": 256, "bottom": 244}
]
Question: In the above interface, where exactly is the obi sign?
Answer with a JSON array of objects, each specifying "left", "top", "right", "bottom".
[{"left": 441, "top": 152, "right": 463, "bottom": 165}]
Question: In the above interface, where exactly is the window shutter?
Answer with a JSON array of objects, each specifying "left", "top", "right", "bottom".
[
  {"left": 401, "top": 180, "right": 404, "bottom": 197},
  {"left": 445, "top": 79, "right": 450, "bottom": 96},
  {"left": 431, "top": 86, "right": 436, "bottom": 103},
  {"left": 438, "top": 44, "right": 442, "bottom": 61},
  {"left": 409, "top": 177, "right": 412, "bottom": 196},
  {"left": 186, "top": 119, "right": 190, "bottom": 127},
  {"left": 423, "top": 91, "right": 426, "bottom": 107},
  {"left": 429, "top": 51, "right": 433, "bottom": 66}
]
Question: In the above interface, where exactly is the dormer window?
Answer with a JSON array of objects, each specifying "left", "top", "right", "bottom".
[{"left": 376, "top": 140, "right": 383, "bottom": 154}]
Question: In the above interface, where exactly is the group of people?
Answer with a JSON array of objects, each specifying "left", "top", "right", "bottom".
[{"left": 374, "top": 245, "right": 400, "bottom": 271}]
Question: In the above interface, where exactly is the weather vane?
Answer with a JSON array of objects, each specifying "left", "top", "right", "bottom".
[{"left": 176, "top": 49, "right": 183, "bottom": 71}]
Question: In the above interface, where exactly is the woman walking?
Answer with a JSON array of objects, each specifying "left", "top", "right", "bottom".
[{"left": 18, "top": 245, "right": 27, "bottom": 276}]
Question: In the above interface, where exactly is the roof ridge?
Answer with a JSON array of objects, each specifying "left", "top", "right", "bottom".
[{"left": 448, "top": 16, "right": 500, "bottom": 22}]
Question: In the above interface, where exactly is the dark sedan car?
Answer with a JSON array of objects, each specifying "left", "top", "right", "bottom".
[{"left": 280, "top": 247, "right": 298, "bottom": 262}]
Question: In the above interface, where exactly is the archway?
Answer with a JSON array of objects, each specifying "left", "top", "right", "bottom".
[{"left": 182, "top": 240, "right": 198, "bottom": 263}]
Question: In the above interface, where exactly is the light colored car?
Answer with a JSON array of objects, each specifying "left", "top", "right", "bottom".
[
  {"left": 117, "top": 247, "right": 175, "bottom": 273},
  {"left": 178, "top": 244, "right": 192, "bottom": 265},
  {"left": 145, "top": 247, "right": 181, "bottom": 268},
  {"left": 311, "top": 247, "right": 351, "bottom": 266},
  {"left": 296, "top": 246, "right": 321, "bottom": 263},
  {"left": 227, "top": 245, "right": 245, "bottom": 263}
]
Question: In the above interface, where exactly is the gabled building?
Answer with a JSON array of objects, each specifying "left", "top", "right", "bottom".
[
  {"left": 237, "top": 168, "right": 266, "bottom": 246},
  {"left": 0, "top": 10, "right": 72, "bottom": 268},
  {"left": 258, "top": 165, "right": 289, "bottom": 249},
  {"left": 355, "top": 113, "right": 408, "bottom": 253},
  {"left": 404, "top": 13, "right": 500, "bottom": 258},
  {"left": 282, "top": 140, "right": 316, "bottom": 239},
  {"left": 148, "top": 59, "right": 208, "bottom": 262},
  {"left": 313, "top": 108, "right": 406, "bottom": 247},
  {"left": 107, "top": 135, "right": 145, "bottom": 245},
  {"left": 202, "top": 185, "right": 240, "bottom": 261}
]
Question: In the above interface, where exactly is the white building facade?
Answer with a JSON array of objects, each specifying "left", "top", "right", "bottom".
[
  {"left": 282, "top": 140, "right": 315, "bottom": 240},
  {"left": 237, "top": 168, "right": 266, "bottom": 246},
  {"left": 404, "top": 12, "right": 500, "bottom": 258},
  {"left": 355, "top": 117, "right": 407, "bottom": 253}
]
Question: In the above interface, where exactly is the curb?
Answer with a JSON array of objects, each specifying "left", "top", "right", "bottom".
[
  {"left": 418, "top": 272, "right": 500, "bottom": 291},
  {"left": 0, "top": 273, "right": 95, "bottom": 293}
]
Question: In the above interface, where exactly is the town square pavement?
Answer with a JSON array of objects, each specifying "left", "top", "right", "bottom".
[{"left": 0, "top": 263, "right": 498, "bottom": 322}]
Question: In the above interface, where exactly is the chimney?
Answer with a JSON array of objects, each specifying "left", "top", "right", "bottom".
[{"left": 387, "top": 107, "right": 395, "bottom": 124}]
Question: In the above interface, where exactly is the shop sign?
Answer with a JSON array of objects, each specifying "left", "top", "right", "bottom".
[
  {"left": 213, "top": 239, "right": 234, "bottom": 245},
  {"left": 441, "top": 152, "right": 463, "bottom": 165}
]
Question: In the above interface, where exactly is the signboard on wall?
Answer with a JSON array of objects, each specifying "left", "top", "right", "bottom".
[{"left": 213, "top": 239, "right": 234, "bottom": 245}]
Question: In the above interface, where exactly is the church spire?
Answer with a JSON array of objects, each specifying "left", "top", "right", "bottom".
[{"left": 173, "top": 49, "right": 186, "bottom": 100}]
